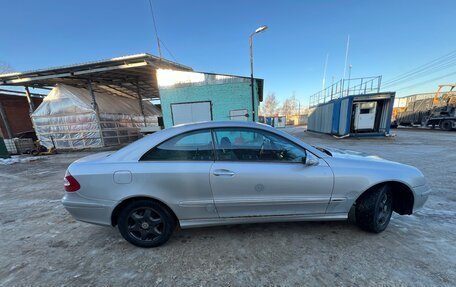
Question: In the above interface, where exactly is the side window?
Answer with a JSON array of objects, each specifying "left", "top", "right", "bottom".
[
  {"left": 213, "top": 128, "right": 306, "bottom": 162},
  {"left": 140, "top": 130, "right": 214, "bottom": 161}
]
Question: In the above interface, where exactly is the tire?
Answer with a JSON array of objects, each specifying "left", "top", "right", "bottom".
[
  {"left": 390, "top": 121, "right": 398, "bottom": 129},
  {"left": 355, "top": 185, "right": 393, "bottom": 233},
  {"left": 118, "top": 200, "right": 176, "bottom": 248},
  {"left": 440, "top": 120, "right": 453, "bottom": 131}
]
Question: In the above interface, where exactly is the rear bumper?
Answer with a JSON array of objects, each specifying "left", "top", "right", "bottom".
[
  {"left": 62, "top": 192, "right": 115, "bottom": 226},
  {"left": 412, "top": 184, "right": 431, "bottom": 212}
]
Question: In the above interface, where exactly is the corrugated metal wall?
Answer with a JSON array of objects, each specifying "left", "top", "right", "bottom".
[
  {"left": 338, "top": 97, "right": 351, "bottom": 135},
  {"left": 379, "top": 96, "right": 394, "bottom": 133},
  {"left": 308, "top": 102, "right": 334, "bottom": 133}
]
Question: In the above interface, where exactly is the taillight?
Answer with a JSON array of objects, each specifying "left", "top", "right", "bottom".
[{"left": 64, "top": 170, "right": 80, "bottom": 192}]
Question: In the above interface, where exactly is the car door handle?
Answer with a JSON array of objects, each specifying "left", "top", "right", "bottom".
[{"left": 213, "top": 169, "right": 235, "bottom": 176}]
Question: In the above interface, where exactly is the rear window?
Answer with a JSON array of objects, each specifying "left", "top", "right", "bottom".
[{"left": 140, "top": 130, "right": 214, "bottom": 161}]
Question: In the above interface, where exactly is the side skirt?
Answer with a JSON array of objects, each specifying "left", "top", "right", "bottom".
[{"left": 179, "top": 213, "right": 348, "bottom": 229}]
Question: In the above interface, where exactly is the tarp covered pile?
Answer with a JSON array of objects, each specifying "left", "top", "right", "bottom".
[{"left": 32, "top": 84, "right": 161, "bottom": 149}]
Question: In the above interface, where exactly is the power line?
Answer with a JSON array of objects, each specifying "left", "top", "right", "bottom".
[
  {"left": 159, "top": 39, "right": 178, "bottom": 62},
  {"left": 380, "top": 49, "right": 456, "bottom": 92},
  {"left": 382, "top": 49, "right": 456, "bottom": 87},
  {"left": 394, "top": 70, "right": 456, "bottom": 92},
  {"left": 147, "top": 0, "right": 162, "bottom": 58},
  {"left": 383, "top": 49, "right": 456, "bottom": 84},
  {"left": 383, "top": 57, "right": 456, "bottom": 88},
  {"left": 383, "top": 57, "right": 456, "bottom": 89}
]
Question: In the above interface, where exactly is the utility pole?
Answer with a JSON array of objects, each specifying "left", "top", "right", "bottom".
[
  {"left": 24, "top": 86, "right": 35, "bottom": 113},
  {"left": 343, "top": 35, "right": 350, "bottom": 79},
  {"left": 249, "top": 25, "right": 268, "bottom": 122},
  {"left": 322, "top": 53, "right": 329, "bottom": 97}
]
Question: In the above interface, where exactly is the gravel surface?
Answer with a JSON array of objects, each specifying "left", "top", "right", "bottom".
[{"left": 0, "top": 127, "right": 455, "bottom": 286}]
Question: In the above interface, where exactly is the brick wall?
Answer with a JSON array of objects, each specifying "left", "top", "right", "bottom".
[
  {"left": 159, "top": 81, "right": 260, "bottom": 128},
  {"left": 0, "top": 94, "right": 43, "bottom": 138}
]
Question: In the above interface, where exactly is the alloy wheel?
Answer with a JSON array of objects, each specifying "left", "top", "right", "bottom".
[
  {"left": 127, "top": 207, "right": 164, "bottom": 241},
  {"left": 377, "top": 192, "right": 392, "bottom": 226}
]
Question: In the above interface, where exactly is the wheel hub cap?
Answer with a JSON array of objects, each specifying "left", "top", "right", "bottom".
[{"left": 141, "top": 222, "right": 150, "bottom": 229}]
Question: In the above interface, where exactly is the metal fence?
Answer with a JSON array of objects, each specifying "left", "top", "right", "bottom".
[{"left": 309, "top": 76, "right": 382, "bottom": 107}]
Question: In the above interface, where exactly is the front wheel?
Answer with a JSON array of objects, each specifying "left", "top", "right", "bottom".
[
  {"left": 118, "top": 200, "right": 176, "bottom": 248},
  {"left": 355, "top": 185, "right": 393, "bottom": 233}
]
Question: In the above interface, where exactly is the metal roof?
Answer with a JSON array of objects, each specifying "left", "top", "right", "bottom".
[
  {"left": 0, "top": 53, "right": 264, "bottom": 102},
  {"left": 0, "top": 53, "right": 193, "bottom": 100},
  {"left": 0, "top": 88, "right": 46, "bottom": 98}
]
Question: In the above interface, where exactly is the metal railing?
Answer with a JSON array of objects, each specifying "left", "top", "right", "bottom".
[{"left": 309, "top": 76, "right": 382, "bottom": 107}]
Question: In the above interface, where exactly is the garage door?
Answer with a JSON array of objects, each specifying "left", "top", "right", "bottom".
[{"left": 171, "top": 101, "right": 212, "bottom": 126}]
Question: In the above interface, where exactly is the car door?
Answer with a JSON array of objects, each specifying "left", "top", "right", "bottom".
[
  {"left": 209, "top": 127, "right": 333, "bottom": 218},
  {"left": 135, "top": 129, "right": 218, "bottom": 220}
]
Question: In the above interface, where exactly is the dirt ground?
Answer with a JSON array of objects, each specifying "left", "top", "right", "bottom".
[{"left": 0, "top": 127, "right": 455, "bottom": 286}]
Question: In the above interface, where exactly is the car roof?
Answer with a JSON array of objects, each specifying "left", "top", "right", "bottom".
[{"left": 171, "top": 120, "right": 272, "bottom": 130}]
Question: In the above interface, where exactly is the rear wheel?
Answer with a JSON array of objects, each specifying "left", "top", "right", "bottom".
[
  {"left": 355, "top": 185, "right": 393, "bottom": 233},
  {"left": 118, "top": 200, "right": 176, "bottom": 248},
  {"left": 440, "top": 120, "right": 453, "bottom": 131}
]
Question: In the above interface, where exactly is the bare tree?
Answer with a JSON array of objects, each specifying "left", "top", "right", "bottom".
[
  {"left": 0, "top": 61, "right": 14, "bottom": 74},
  {"left": 260, "top": 93, "right": 279, "bottom": 116},
  {"left": 281, "top": 94, "right": 298, "bottom": 117}
]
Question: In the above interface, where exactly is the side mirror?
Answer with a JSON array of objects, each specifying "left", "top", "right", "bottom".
[{"left": 303, "top": 157, "right": 319, "bottom": 166}]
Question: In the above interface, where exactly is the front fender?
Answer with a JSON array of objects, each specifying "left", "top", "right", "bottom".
[{"left": 324, "top": 157, "right": 425, "bottom": 214}]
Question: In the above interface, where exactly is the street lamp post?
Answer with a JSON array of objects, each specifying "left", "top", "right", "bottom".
[{"left": 249, "top": 25, "right": 268, "bottom": 122}]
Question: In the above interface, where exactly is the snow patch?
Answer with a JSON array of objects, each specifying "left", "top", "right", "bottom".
[{"left": 0, "top": 155, "right": 46, "bottom": 165}]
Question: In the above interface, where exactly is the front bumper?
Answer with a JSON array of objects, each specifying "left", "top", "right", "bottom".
[
  {"left": 62, "top": 192, "right": 115, "bottom": 226},
  {"left": 412, "top": 184, "right": 431, "bottom": 212}
]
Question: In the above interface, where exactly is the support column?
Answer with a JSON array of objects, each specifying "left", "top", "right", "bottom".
[
  {"left": 378, "top": 76, "right": 382, "bottom": 93},
  {"left": 0, "top": 102, "right": 13, "bottom": 139},
  {"left": 24, "top": 86, "right": 35, "bottom": 113},
  {"left": 136, "top": 81, "right": 147, "bottom": 126},
  {"left": 87, "top": 80, "right": 105, "bottom": 147}
]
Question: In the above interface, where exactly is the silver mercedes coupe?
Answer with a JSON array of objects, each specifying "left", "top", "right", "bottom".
[{"left": 62, "top": 121, "right": 430, "bottom": 247}]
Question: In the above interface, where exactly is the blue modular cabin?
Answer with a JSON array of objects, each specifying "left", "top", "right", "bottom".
[{"left": 308, "top": 92, "right": 395, "bottom": 137}]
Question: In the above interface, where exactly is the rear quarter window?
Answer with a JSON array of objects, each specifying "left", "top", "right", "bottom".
[{"left": 140, "top": 130, "right": 214, "bottom": 161}]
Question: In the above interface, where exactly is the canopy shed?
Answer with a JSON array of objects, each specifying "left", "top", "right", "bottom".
[
  {"left": 0, "top": 53, "right": 192, "bottom": 114},
  {"left": 0, "top": 54, "right": 191, "bottom": 99},
  {"left": 32, "top": 84, "right": 162, "bottom": 149},
  {"left": 0, "top": 54, "right": 191, "bottom": 148}
]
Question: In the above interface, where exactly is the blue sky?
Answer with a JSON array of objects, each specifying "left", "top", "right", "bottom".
[{"left": 1, "top": 0, "right": 456, "bottom": 105}]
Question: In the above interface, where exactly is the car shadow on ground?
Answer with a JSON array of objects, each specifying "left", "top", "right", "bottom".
[{"left": 89, "top": 219, "right": 385, "bottom": 250}]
